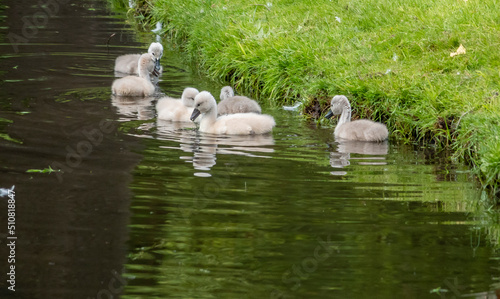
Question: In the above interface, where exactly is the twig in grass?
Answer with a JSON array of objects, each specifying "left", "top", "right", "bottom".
[
  {"left": 106, "top": 33, "right": 116, "bottom": 55},
  {"left": 453, "top": 109, "right": 474, "bottom": 136},
  {"left": 252, "top": 4, "right": 271, "bottom": 11}
]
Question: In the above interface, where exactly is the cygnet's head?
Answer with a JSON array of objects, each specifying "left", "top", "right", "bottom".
[
  {"left": 325, "top": 95, "right": 350, "bottom": 119},
  {"left": 148, "top": 42, "right": 163, "bottom": 71},
  {"left": 220, "top": 86, "right": 234, "bottom": 101},
  {"left": 190, "top": 91, "right": 216, "bottom": 121},
  {"left": 148, "top": 42, "right": 163, "bottom": 60},
  {"left": 181, "top": 87, "right": 200, "bottom": 107}
]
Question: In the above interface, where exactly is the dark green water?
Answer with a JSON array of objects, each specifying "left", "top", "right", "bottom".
[{"left": 0, "top": 1, "right": 498, "bottom": 298}]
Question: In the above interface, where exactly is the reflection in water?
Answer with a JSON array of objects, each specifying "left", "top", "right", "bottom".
[
  {"left": 330, "top": 152, "right": 350, "bottom": 171},
  {"left": 337, "top": 139, "right": 389, "bottom": 156},
  {"left": 156, "top": 119, "right": 274, "bottom": 175},
  {"left": 111, "top": 95, "right": 156, "bottom": 121},
  {"left": 191, "top": 135, "right": 217, "bottom": 172},
  {"left": 330, "top": 139, "right": 388, "bottom": 175},
  {"left": 152, "top": 22, "right": 163, "bottom": 42}
]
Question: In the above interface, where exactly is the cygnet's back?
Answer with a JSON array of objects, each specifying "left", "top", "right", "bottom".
[
  {"left": 217, "top": 86, "right": 262, "bottom": 115},
  {"left": 156, "top": 87, "right": 200, "bottom": 122},
  {"left": 336, "top": 119, "right": 388, "bottom": 142},
  {"left": 114, "top": 42, "right": 163, "bottom": 76},
  {"left": 191, "top": 91, "right": 274, "bottom": 135},
  {"left": 114, "top": 54, "right": 141, "bottom": 74},
  {"left": 213, "top": 113, "right": 275, "bottom": 135}
]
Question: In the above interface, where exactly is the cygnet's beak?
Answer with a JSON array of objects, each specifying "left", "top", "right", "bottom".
[
  {"left": 154, "top": 58, "right": 161, "bottom": 71},
  {"left": 152, "top": 58, "right": 161, "bottom": 77},
  {"left": 325, "top": 110, "right": 334, "bottom": 119},
  {"left": 190, "top": 108, "right": 201, "bottom": 122}
]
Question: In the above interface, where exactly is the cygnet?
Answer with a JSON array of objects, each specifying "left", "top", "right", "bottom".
[{"left": 191, "top": 91, "right": 275, "bottom": 135}]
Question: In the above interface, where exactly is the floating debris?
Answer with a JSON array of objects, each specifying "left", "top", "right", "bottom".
[
  {"left": 0, "top": 185, "right": 14, "bottom": 198},
  {"left": 152, "top": 22, "right": 162, "bottom": 34},
  {"left": 283, "top": 102, "right": 303, "bottom": 111}
]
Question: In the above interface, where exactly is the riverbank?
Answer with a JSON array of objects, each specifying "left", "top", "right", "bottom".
[{"left": 121, "top": 0, "right": 500, "bottom": 195}]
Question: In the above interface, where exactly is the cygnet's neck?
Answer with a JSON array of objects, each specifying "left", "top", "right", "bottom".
[
  {"left": 335, "top": 105, "right": 351, "bottom": 134},
  {"left": 199, "top": 106, "right": 218, "bottom": 131},
  {"left": 182, "top": 97, "right": 191, "bottom": 107},
  {"left": 138, "top": 59, "right": 152, "bottom": 81}
]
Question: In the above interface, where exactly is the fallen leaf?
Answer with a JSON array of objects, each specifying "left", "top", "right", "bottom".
[{"left": 450, "top": 44, "right": 466, "bottom": 57}]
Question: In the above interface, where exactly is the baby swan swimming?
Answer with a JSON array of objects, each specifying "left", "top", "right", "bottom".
[
  {"left": 325, "top": 95, "right": 388, "bottom": 142},
  {"left": 111, "top": 53, "right": 156, "bottom": 97},
  {"left": 114, "top": 42, "right": 163, "bottom": 77},
  {"left": 190, "top": 91, "right": 275, "bottom": 135},
  {"left": 156, "top": 87, "right": 200, "bottom": 122},
  {"left": 217, "top": 86, "right": 262, "bottom": 116}
]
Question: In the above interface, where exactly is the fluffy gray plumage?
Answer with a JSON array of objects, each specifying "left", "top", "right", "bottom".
[{"left": 327, "top": 95, "right": 388, "bottom": 142}]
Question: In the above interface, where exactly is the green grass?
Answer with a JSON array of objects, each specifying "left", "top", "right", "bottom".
[{"left": 118, "top": 0, "right": 500, "bottom": 194}]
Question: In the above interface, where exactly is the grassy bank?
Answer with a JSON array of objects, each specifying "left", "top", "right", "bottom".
[{"left": 119, "top": 0, "right": 500, "bottom": 194}]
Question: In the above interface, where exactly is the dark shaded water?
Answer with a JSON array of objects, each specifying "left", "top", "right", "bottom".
[{"left": 0, "top": 1, "right": 499, "bottom": 298}]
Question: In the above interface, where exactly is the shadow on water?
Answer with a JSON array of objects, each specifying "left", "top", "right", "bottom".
[{"left": 0, "top": 0, "right": 499, "bottom": 299}]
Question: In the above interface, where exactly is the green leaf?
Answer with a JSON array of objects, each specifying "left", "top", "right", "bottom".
[{"left": 26, "top": 166, "right": 60, "bottom": 174}]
